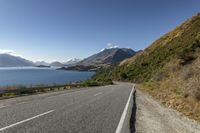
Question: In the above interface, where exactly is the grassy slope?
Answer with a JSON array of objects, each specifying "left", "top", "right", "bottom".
[
  {"left": 93, "top": 13, "right": 200, "bottom": 122},
  {"left": 94, "top": 13, "right": 200, "bottom": 82}
]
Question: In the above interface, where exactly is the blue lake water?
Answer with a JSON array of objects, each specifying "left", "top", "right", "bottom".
[{"left": 0, "top": 67, "right": 95, "bottom": 86}]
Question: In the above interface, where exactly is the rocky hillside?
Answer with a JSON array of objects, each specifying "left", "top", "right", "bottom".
[{"left": 93, "top": 13, "right": 200, "bottom": 122}]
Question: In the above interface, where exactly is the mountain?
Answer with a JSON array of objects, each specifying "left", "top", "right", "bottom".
[
  {"left": 50, "top": 61, "right": 64, "bottom": 67},
  {"left": 64, "top": 58, "right": 81, "bottom": 66},
  {"left": 65, "top": 48, "right": 138, "bottom": 71},
  {"left": 77, "top": 48, "right": 137, "bottom": 66},
  {"left": 0, "top": 54, "right": 35, "bottom": 67},
  {"left": 35, "top": 61, "right": 49, "bottom": 66},
  {"left": 93, "top": 13, "right": 200, "bottom": 122}
]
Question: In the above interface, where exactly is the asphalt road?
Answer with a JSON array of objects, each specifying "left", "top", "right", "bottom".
[{"left": 0, "top": 82, "right": 133, "bottom": 133}]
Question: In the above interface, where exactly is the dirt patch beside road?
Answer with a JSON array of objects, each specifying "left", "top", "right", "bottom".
[{"left": 135, "top": 90, "right": 200, "bottom": 133}]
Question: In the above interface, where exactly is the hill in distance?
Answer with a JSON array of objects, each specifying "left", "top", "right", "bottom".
[
  {"left": 66, "top": 48, "right": 138, "bottom": 71},
  {"left": 93, "top": 13, "right": 200, "bottom": 122},
  {"left": 0, "top": 54, "right": 35, "bottom": 67},
  {"left": 49, "top": 61, "right": 64, "bottom": 67},
  {"left": 0, "top": 53, "right": 81, "bottom": 68},
  {"left": 35, "top": 58, "right": 80, "bottom": 67},
  {"left": 35, "top": 61, "right": 49, "bottom": 66},
  {"left": 64, "top": 58, "right": 81, "bottom": 66},
  {"left": 77, "top": 48, "right": 137, "bottom": 66}
]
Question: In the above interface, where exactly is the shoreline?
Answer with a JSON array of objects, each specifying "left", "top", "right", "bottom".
[{"left": 0, "top": 79, "right": 113, "bottom": 100}]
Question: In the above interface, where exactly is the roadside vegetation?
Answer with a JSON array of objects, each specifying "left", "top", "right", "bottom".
[
  {"left": 93, "top": 13, "right": 200, "bottom": 122},
  {"left": 77, "top": 78, "right": 113, "bottom": 86},
  {"left": 0, "top": 78, "right": 113, "bottom": 99}
]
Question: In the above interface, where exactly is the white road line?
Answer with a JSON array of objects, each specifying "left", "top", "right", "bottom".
[
  {"left": 17, "top": 102, "right": 28, "bottom": 105},
  {"left": 0, "top": 110, "right": 55, "bottom": 131},
  {"left": 115, "top": 85, "right": 134, "bottom": 133},
  {"left": 94, "top": 92, "right": 103, "bottom": 97},
  {"left": 0, "top": 106, "right": 7, "bottom": 109}
]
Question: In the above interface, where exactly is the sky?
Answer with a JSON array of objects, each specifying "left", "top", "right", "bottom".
[{"left": 0, "top": 0, "right": 200, "bottom": 62}]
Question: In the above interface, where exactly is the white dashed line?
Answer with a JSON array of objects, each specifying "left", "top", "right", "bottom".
[
  {"left": 17, "top": 102, "right": 28, "bottom": 105},
  {"left": 94, "top": 92, "right": 103, "bottom": 97},
  {"left": 0, "top": 110, "right": 55, "bottom": 131},
  {"left": 0, "top": 106, "right": 7, "bottom": 109}
]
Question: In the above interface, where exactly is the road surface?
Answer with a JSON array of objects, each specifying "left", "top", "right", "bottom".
[{"left": 0, "top": 83, "right": 133, "bottom": 133}]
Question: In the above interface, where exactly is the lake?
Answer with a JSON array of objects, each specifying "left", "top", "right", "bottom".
[{"left": 0, "top": 67, "right": 95, "bottom": 86}]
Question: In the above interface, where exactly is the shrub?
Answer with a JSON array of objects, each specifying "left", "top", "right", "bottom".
[
  {"left": 120, "top": 72, "right": 127, "bottom": 80},
  {"left": 187, "top": 76, "right": 200, "bottom": 101},
  {"left": 193, "top": 88, "right": 200, "bottom": 101},
  {"left": 179, "top": 65, "right": 193, "bottom": 80},
  {"left": 152, "top": 71, "right": 167, "bottom": 81}
]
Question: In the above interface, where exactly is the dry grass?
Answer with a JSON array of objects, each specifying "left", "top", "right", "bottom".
[
  {"left": 0, "top": 86, "right": 18, "bottom": 91},
  {"left": 138, "top": 56, "right": 200, "bottom": 122},
  {"left": 120, "top": 14, "right": 200, "bottom": 66}
]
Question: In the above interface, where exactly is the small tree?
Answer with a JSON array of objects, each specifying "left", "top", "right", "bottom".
[{"left": 120, "top": 72, "right": 127, "bottom": 80}]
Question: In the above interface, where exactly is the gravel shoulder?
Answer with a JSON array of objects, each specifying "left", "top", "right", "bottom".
[{"left": 135, "top": 89, "right": 200, "bottom": 133}]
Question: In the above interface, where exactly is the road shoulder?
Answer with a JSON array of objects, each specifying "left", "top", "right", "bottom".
[{"left": 135, "top": 89, "right": 200, "bottom": 133}]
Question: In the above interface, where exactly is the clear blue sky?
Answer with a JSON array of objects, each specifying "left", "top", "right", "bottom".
[{"left": 0, "top": 0, "right": 199, "bottom": 62}]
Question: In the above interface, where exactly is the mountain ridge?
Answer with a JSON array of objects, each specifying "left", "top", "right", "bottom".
[
  {"left": 76, "top": 48, "right": 137, "bottom": 66},
  {"left": 0, "top": 54, "right": 35, "bottom": 67}
]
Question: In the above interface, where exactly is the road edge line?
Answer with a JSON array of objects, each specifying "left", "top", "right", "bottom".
[{"left": 115, "top": 84, "right": 135, "bottom": 133}]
